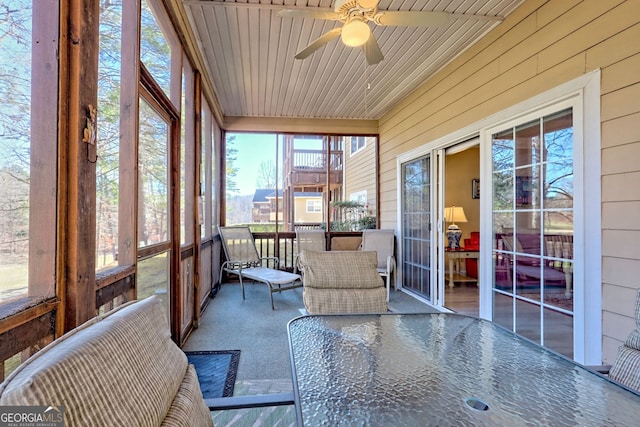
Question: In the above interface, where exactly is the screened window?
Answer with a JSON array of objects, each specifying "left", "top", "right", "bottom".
[
  {"left": 137, "top": 251, "right": 169, "bottom": 315},
  {"left": 225, "top": 132, "right": 377, "bottom": 232},
  {"left": 0, "top": 0, "right": 57, "bottom": 304},
  {"left": 200, "top": 103, "right": 207, "bottom": 238},
  {"left": 96, "top": 0, "right": 123, "bottom": 271},
  {"left": 140, "top": 0, "right": 172, "bottom": 97},
  {"left": 138, "top": 98, "right": 170, "bottom": 247},
  {"left": 0, "top": 0, "right": 58, "bottom": 379}
]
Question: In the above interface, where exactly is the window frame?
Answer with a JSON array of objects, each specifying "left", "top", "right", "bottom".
[
  {"left": 350, "top": 136, "right": 366, "bottom": 156},
  {"left": 306, "top": 199, "right": 322, "bottom": 213}
]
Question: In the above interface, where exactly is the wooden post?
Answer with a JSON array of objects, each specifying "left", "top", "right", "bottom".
[
  {"left": 193, "top": 71, "right": 202, "bottom": 327},
  {"left": 61, "top": 0, "right": 99, "bottom": 331},
  {"left": 118, "top": 0, "right": 141, "bottom": 305}
]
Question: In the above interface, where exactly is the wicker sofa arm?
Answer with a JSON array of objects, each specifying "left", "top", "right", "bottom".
[{"left": 0, "top": 297, "right": 212, "bottom": 427}]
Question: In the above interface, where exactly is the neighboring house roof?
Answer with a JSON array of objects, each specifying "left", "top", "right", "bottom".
[
  {"left": 253, "top": 189, "right": 322, "bottom": 202},
  {"left": 252, "top": 189, "right": 282, "bottom": 203}
]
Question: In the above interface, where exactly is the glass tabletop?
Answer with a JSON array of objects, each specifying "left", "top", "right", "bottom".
[{"left": 288, "top": 313, "right": 640, "bottom": 426}]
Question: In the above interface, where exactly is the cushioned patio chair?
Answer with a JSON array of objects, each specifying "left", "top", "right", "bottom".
[
  {"left": 607, "top": 290, "right": 640, "bottom": 391},
  {"left": 294, "top": 229, "right": 326, "bottom": 274},
  {"left": 298, "top": 250, "right": 387, "bottom": 314},
  {"left": 360, "top": 229, "right": 396, "bottom": 302},
  {"left": 218, "top": 226, "right": 302, "bottom": 310}
]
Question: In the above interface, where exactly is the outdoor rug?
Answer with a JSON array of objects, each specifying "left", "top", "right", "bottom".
[{"left": 185, "top": 350, "right": 241, "bottom": 398}]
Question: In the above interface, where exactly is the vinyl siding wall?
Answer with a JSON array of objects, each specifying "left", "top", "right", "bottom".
[
  {"left": 344, "top": 137, "right": 377, "bottom": 214},
  {"left": 377, "top": 0, "right": 640, "bottom": 363}
]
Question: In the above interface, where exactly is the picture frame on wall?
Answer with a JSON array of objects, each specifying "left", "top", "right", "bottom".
[{"left": 472, "top": 179, "right": 480, "bottom": 199}]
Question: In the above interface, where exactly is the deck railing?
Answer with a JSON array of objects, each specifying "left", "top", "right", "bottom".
[
  {"left": 251, "top": 231, "right": 362, "bottom": 272},
  {"left": 290, "top": 149, "right": 343, "bottom": 171}
]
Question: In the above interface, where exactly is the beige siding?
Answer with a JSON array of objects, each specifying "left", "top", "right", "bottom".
[
  {"left": 294, "top": 197, "right": 323, "bottom": 223},
  {"left": 344, "top": 137, "right": 377, "bottom": 215},
  {"left": 378, "top": 0, "right": 640, "bottom": 362}
]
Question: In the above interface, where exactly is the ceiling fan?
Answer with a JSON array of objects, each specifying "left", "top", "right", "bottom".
[{"left": 278, "top": 0, "right": 450, "bottom": 65}]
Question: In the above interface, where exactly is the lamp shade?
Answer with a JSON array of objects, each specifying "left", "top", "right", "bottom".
[
  {"left": 341, "top": 20, "right": 370, "bottom": 47},
  {"left": 444, "top": 206, "right": 467, "bottom": 224}
]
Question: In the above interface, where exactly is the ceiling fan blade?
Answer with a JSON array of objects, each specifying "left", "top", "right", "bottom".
[
  {"left": 362, "top": 30, "right": 383, "bottom": 65},
  {"left": 295, "top": 28, "right": 343, "bottom": 60},
  {"left": 278, "top": 9, "right": 340, "bottom": 21},
  {"left": 374, "top": 10, "right": 449, "bottom": 27}
]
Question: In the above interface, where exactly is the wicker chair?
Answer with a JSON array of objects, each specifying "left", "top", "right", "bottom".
[
  {"left": 608, "top": 290, "right": 640, "bottom": 391},
  {"left": 294, "top": 229, "right": 326, "bottom": 274},
  {"left": 298, "top": 250, "right": 387, "bottom": 314}
]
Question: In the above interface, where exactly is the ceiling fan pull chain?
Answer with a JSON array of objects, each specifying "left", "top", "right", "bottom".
[{"left": 364, "top": 57, "right": 369, "bottom": 117}]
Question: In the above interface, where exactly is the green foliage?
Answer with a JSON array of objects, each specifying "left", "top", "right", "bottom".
[
  {"left": 226, "top": 135, "right": 239, "bottom": 194},
  {"left": 358, "top": 215, "right": 377, "bottom": 230},
  {"left": 331, "top": 200, "right": 363, "bottom": 210},
  {"left": 139, "top": 0, "right": 172, "bottom": 94},
  {"left": 330, "top": 201, "right": 376, "bottom": 231}
]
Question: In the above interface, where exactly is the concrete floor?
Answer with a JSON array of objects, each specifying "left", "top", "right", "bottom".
[
  {"left": 184, "top": 281, "right": 440, "bottom": 426},
  {"left": 183, "top": 280, "right": 440, "bottom": 383}
]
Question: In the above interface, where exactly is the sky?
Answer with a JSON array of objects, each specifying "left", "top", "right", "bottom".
[
  {"left": 228, "top": 133, "right": 278, "bottom": 196},
  {"left": 228, "top": 132, "right": 325, "bottom": 196}
]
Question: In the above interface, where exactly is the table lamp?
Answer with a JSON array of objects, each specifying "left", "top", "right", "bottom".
[{"left": 444, "top": 206, "right": 467, "bottom": 249}]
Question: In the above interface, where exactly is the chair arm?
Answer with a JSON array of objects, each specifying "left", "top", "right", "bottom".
[{"left": 386, "top": 255, "right": 396, "bottom": 274}]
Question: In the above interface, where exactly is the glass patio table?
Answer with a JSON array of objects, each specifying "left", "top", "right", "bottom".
[{"left": 287, "top": 313, "right": 640, "bottom": 426}]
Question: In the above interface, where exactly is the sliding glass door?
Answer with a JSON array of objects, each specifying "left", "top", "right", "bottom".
[
  {"left": 401, "top": 155, "right": 433, "bottom": 301},
  {"left": 490, "top": 107, "right": 574, "bottom": 358}
]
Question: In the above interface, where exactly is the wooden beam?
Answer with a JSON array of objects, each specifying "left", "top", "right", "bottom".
[
  {"left": 118, "top": 0, "right": 141, "bottom": 271},
  {"left": 193, "top": 71, "right": 202, "bottom": 328},
  {"left": 96, "top": 265, "right": 136, "bottom": 290},
  {"left": 170, "top": 106, "right": 182, "bottom": 343},
  {"left": 95, "top": 275, "right": 136, "bottom": 309},
  {"left": 0, "top": 300, "right": 57, "bottom": 335},
  {"left": 30, "top": 0, "right": 59, "bottom": 299},
  {"left": 0, "top": 311, "right": 56, "bottom": 362},
  {"left": 62, "top": 0, "right": 99, "bottom": 332}
]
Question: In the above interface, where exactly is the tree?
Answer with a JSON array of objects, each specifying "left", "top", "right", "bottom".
[
  {"left": 225, "top": 135, "right": 239, "bottom": 194},
  {"left": 256, "top": 160, "right": 276, "bottom": 189},
  {"left": 0, "top": 1, "right": 31, "bottom": 267},
  {"left": 95, "top": 0, "right": 123, "bottom": 267}
]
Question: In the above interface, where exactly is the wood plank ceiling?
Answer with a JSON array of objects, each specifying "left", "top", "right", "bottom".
[{"left": 183, "top": 0, "right": 524, "bottom": 120}]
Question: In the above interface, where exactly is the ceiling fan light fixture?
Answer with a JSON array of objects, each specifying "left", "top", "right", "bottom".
[{"left": 341, "top": 20, "right": 370, "bottom": 47}]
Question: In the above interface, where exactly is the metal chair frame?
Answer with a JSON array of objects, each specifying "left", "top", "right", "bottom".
[{"left": 218, "top": 226, "right": 302, "bottom": 309}]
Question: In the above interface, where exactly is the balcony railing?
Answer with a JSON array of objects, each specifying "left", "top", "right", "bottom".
[
  {"left": 251, "top": 231, "right": 362, "bottom": 272},
  {"left": 288, "top": 149, "right": 343, "bottom": 172}
]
